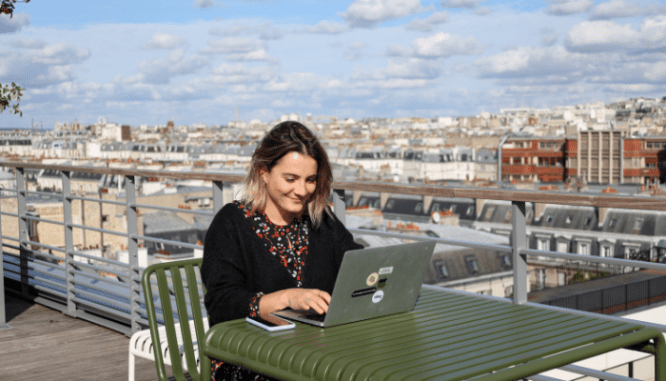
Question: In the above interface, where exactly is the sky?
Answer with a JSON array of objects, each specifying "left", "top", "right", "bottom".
[{"left": 1, "top": 0, "right": 666, "bottom": 129}]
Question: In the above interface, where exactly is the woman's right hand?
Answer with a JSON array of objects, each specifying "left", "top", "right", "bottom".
[{"left": 281, "top": 288, "right": 331, "bottom": 314}]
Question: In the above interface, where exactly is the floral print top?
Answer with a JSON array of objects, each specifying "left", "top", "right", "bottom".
[{"left": 234, "top": 200, "right": 311, "bottom": 317}]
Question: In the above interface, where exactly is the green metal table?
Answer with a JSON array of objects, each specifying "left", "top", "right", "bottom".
[{"left": 202, "top": 288, "right": 665, "bottom": 381}]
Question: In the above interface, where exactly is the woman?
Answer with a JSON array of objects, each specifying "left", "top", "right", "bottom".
[{"left": 201, "top": 121, "right": 363, "bottom": 381}]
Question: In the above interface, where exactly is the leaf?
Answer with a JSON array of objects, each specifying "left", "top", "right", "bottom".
[{"left": 20, "top": 111, "right": 23, "bottom": 117}]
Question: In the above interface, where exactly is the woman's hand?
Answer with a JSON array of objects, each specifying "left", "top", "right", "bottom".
[
  {"left": 283, "top": 288, "right": 331, "bottom": 314},
  {"left": 259, "top": 288, "right": 331, "bottom": 316}
]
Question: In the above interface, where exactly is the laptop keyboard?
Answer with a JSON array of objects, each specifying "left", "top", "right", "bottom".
[{"left": 303, "top": 313, "right": 326, "bottom": 322}]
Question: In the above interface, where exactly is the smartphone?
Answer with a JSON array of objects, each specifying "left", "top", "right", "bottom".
[{"left": 245, "top": 314, "right": 296, "bottom": 331}]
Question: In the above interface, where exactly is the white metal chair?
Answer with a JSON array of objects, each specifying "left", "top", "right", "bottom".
[{"left": 128, "top": 317, "right": 210, "bottom": 381}]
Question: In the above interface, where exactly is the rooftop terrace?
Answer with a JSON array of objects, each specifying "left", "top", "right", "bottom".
[
  {"left": 0, "top": 293, "right": 159, "bottom": 381},
  {"left": 2, "top": 161, "right": 666, "bottom": 380}
]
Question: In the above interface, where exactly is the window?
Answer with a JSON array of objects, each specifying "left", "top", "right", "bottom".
[
  {"left": 450, "top": 204, "right": 457, "bottom": 212},
  {"left": 609, "top": 219, "right": 618, "bottom": 229},
  {"left": 565, "top": 215, "right": 572, "bottom": 224},
  {"left": 537, "top": 238, "right": 550, "bottom": 251},
  {"left": 466, "top": 257, "right": 479, "bottom": 273},
  {"left": 546, "top": 215, "right": 553, "bottom": 223},
  {"left": 431, "top": 203, "right": 440, "bottom": 213},
  {"left": 466, "top": 206, "right": 474, "bottom": 216},
  {"left": 584, "top": 217, "right": 592, "bottom": 226},
  {"left": 385, "top": 200, "right": 395, "bottom": 209},
  {"left": 415, "top": 203, "right": 423, "bottom": 213},
  {"left": 484, "top": 206, "right": 496, "bottom": 220},
  {"left": 634, "top": 217, "right": 644, "bottom": 231},
  {"left": 578, "top": 242, "right": 589, "bottom": 255},
  {"left": 663, "top": 142, "right": 666, "bottom": 149},
  {"left": 500, "top": 255, "right": 511, "bottom": 267},
  {"left": 647, "top": 142, "right": 653, "bottom": 149},
  {"left": 438, "top": 264, "right": 448, "bottom": 278},
  {"left": 624, "top": 245, "right": 640, "bottom": 258},
  {"left": 537, "top": 269, "right": 546, "bottom": 290},
  {"left": 601, "top": 245, "right": 613, "bottom": 257}
]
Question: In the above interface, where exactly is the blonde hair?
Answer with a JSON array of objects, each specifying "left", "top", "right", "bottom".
[{"left": 241, "top": 121, "right": 332, "bottom": 227}]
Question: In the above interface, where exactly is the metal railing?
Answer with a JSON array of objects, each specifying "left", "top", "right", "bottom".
[{"left": 2, "top": 161, "right": 666, "bottom": 340}]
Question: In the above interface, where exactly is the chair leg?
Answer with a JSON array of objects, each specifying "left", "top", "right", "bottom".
[{"left": 128, "top": 350, "right": 136, "bottom": 381}]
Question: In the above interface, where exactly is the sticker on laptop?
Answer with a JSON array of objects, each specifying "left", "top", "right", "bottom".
[
  {"left": 379, "top": 267, "right": 393, "bottom": 275},
  {"left": 366, "top": 272, "right": 379, "bottom": 286},
  {"left": 372, "top": 290, "right": 384, "bottom": 303}
]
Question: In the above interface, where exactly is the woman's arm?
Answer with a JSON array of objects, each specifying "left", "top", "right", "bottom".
[
  {"left": 259, "top": 287, "right": 331, "bottom": 315},
  {"left": 202, "top": 206, "right": 260, "bottom": 324}
]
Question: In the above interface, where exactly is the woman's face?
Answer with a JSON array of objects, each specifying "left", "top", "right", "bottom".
[{"left": 261, "top": 151, "right": 318, "bottom": 224}]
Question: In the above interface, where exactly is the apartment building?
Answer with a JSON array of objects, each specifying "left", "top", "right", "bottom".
[{"left": 500, "top": 137, "right": 566, "bottom": 183}]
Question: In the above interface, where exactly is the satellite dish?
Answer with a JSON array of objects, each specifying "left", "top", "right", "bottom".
[{"left": 432, "top": 212, "right": 440, "bottom": 223}]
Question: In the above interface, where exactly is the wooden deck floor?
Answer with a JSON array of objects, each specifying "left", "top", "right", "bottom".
[{"left": 0, "top": 293, "right": 165, "bottom": 381}]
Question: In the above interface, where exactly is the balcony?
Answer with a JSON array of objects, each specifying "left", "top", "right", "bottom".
[{"left": 2, "top": 161, "right": 666, "bottom": 381}]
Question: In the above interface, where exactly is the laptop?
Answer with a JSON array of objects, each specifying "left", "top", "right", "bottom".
[{"left": 273, "top": 240, "right": 436, "bottom": 327}]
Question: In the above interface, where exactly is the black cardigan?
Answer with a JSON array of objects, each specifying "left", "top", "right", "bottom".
[{"left": 201, "top": 203, "right": 363, "bottom": 327}]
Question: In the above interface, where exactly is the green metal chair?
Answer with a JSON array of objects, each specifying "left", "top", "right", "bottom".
[{"left": 141, "top": 258, "right": 212, "bottom": 381}]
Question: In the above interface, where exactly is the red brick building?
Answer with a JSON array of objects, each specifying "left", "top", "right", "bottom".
[
  {"left": 501, "top": 137, "right": 566, "bottom": 183},
  {"left": 500, "top": 134, "right": 666, "bottom": 185}
]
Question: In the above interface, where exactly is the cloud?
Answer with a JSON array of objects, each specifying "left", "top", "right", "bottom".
[
  {"left": 547, "top": 0, "right": 594, "bottom": 16},
  {"left": 0, "top": 44, "right": 90, "bottom": 88},
  {"left": 338, "top": 0, "right": 427, "bottom": 28},
  {"left": 209, "top": 22, "right": 283, "bottom": 40},
  {"left": 565, "top": 18, "right": 666, "bottom": 53},
  {"left": 384, "top": 58, "right": 441, "bottom": 79},
  {"left": 30, "top": 44, "right": 91, "bottom": 66},
  {"left": 440, "top": 0, "right": 485, "bottom": 9},
  {"left": 138, "top": 49, "right": 209, "bottom": 84},
  {"left": 194, "top": 0, "right": 216, "bottom": 9},
  {"left": 10, "top": 38, "right": 47, "bottom": 49},
  {"left": 405, "top": 11, "right": 450, "bottom": 32},
  {"left": 257, "top": 22, "right": 284, "bottom": 40},
  {"left": 264, "top": 72, "right": 341, "bottom": 92},
  {"left": 476, "top": 46, "right": 591, "bottom": 82},
  {"left": 200, "top": 37, "right": 264, "bottom": 54},
  {"left": 412, "top": 32, "right": 483, "bottom": 58},
  {"left": 344, "top": 41, "right": 367, "bottom": 60},
  {"left": 143, "top": 33, "right": 186, "bottom": 50},
  {"left": 300, "top": 20, "right": 347, "bottom": 34},
  {"left": 540, "top": 29, "right": 559, "bottom": 46},
  {"left": 226, "top": 49, "right": 278, "bottom": 62},
  {"left": 0, "top": 13, "right": 29, "bottom": 34},
  {"left": 474, "top": 7, "right": 491, "bottom": 15},
  {"left": 386, "top": 44, "right": 412, "bottom": 56},
  {"left": 209, "top": 63, "right": 275, "bottom": 83},
  {"left": 590, "top": 0, "right": 645, "bottom": 20},
  {"left": 643, "top": 62, "right": 666, "bottom": 81}
]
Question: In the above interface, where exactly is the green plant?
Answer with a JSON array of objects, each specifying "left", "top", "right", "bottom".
[
  {"left": 1, "top": 0, "right": 30, "bottom": 18},
  {"left": 0, "top": 82, "right": 24, "bottom": 116}
]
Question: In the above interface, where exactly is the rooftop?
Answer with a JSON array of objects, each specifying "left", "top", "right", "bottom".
[{"left": 0, "top": 293, "right": 160, "bottom": 381}]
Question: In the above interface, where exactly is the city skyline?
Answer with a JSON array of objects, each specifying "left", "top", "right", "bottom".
[{"left": 1, "top": 0, "right": 666, "bottom": 128}]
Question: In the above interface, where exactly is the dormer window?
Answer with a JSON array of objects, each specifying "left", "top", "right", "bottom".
[
  {"left": 565, "top": 216, "right": 572, "bottom": 224},
  {"left": 468, "top": 258, "right": 479, "bottom": 273},
  {"left": 438, "top": 263, "right": 449, "bottom": 278},
  {"left": 546, "top": 215, "right": 553, "bottom": 223}
]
